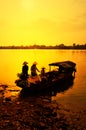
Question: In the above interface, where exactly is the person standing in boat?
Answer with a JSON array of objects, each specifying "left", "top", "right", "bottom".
[
  {"left": 41, "top": 67, "right": 46, "bottom": 76},
  {"left": 22, "top": 61, "right": 29, "bottom": 79},
  {"left": 31, "top": 62, "right": 40, "bottom": 76}
]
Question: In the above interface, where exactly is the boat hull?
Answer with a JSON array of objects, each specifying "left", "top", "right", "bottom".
[{"left": 15, "top": 75, "right": 74, "bottom": 93}]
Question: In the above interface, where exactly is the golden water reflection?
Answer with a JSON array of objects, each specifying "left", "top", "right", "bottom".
[{"left": 0, "top": 49, "right": 86, "bottom": 104}]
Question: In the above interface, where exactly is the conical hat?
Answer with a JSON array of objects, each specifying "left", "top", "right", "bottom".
[
  {"left": 33, "top": 61, "right": 37, "bottom": 65},
  {"left": 23, "top": 61, "right": 28, "bottom": 65}
]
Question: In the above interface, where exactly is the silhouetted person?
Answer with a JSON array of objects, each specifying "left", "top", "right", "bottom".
[
  {"left": 41, "top": 67, "right": 46, "bottom": 76},
  {"left": 59, "top": 65, "right": 63, "bottom": 73},
  {"left": 22, "top": 61, "right": 29, "bottom": 79},
  {"left": 31, "top": 62, "right": 40, "bottom": 76}
]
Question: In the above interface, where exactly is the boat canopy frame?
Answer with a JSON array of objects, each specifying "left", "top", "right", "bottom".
[{"left": 49, "top": 61, "right": 76, "bottom": 71}]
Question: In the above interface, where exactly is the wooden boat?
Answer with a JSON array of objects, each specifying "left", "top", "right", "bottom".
[{"left": 15, "top": 61, "right": 76, "bottom": 92}]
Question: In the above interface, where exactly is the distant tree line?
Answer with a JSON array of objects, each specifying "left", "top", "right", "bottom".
[{"left": 0, "top": 43, "right": 86, "bottom": 49}]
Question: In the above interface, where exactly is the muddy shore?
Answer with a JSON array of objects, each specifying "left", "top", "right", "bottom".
[{"left": 0, "top": 84, "right": 86, "bottom": 130}]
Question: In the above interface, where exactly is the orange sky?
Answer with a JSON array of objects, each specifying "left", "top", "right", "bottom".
[{"left": 0, "top": 0, "right": 86, "bottom": 46}]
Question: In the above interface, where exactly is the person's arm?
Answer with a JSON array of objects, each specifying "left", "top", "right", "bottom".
[{"left": 36, "top": 67, "right": 40, "bottom": 72}]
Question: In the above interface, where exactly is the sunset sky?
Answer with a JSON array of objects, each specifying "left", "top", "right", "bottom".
[{"left": 0, "top": 0, "right": 86, "bottom": 46}]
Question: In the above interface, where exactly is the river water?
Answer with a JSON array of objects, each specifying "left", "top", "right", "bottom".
[{"left": 0, "top": 49, "right": 86, "bottom": 112}]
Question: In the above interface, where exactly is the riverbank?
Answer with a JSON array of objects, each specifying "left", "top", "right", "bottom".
[{"left": 0, "top": 84, "right": 86, "bottom": 130}]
